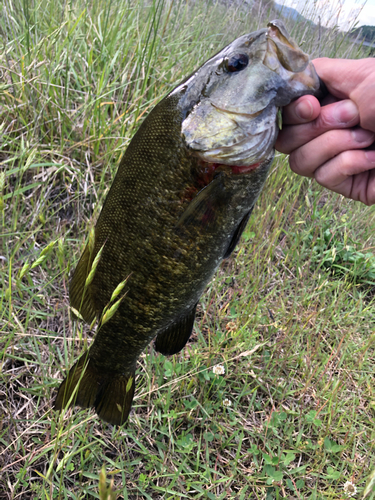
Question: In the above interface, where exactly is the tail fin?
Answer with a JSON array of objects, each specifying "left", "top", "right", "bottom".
[{"left": 54, "top": 354, "right": 135, "bottom": 426}]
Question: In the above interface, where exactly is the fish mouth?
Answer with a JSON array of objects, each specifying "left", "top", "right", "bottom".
[{"left": 181, "top": 20, "right": 320, "bottom": 173}]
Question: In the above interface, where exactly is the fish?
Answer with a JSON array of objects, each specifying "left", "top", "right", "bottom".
[{"left": 54, "top": 20, "right": 321, "bottom": 425}]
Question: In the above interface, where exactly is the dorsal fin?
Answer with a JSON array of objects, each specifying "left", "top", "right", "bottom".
[
  {"left": 69, "top": 244, "right": 97, "bottom": 324},
  {"left": 154, "top": 304, "right": 197, "bottom": 355}
]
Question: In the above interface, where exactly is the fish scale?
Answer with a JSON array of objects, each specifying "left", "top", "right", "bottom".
[{"left": 55, "top": 20, "right": 322, "bottom": 425}]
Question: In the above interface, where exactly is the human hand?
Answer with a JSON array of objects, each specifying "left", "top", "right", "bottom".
[{"left": 276, "top": 58, "right": 375, "bottom": 205}]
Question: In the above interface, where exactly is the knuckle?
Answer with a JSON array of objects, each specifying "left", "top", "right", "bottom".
[
  {"left": 335, "top": 150, "right": 355, "bottom": 172},
  {"left": 313, "top": 103, "right": 343, "bottom": 130},
  {"left": 314, "top": 111, "right": 332, "bottom": 130},
  {"left": 319, "top": 129, "right": 344, "bottom": 152}
]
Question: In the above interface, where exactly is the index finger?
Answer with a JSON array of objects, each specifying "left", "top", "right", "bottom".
[{"left": 276, "top": 99, "right": 360, "bottom": 154}]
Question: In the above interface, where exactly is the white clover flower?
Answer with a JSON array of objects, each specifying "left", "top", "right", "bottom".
[
  {"left": 223, "top": 398, "right": 232, "bottom": 407},
  {"left": 212, "top": 364, "right": 225, "bottom": 375},
  {"left": 343, "top": 481, "right": 357, "bottom": 497}
]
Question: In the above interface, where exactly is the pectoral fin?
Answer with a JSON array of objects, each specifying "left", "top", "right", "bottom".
[
  {"left": 154, "top": 304, "right": 197, "bottom": 355},
  {"left": 176, "top": 173, "right": 230, "bottom": 231},
  {"left": 223, "top": 208, "right": 253, "bottom": 259}
]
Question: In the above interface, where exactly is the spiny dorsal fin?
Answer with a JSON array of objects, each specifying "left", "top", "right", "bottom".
[
  {"left": 154, "top": 304, "right": 197, "bottom": 355},
  {"left": 69, "top": 244, "right": 97, "bottom": 324}
]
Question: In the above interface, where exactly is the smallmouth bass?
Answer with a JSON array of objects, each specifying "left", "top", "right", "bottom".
[{"left": 55, "top": 20, "right": 321, "bottom": 425}]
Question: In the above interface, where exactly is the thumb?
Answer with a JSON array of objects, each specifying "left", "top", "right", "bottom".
[
  {"left": 313, "top": 58, "right": 372, "bottom": 99},
  {"left": 314, "top": 57, "right": 375, "bottom": 132}
]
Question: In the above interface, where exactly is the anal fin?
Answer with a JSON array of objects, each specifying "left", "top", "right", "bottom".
[{"left": 154, "top": 304, "right": 197, "bottom": 355}]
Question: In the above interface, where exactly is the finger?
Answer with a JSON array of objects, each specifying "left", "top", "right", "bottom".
[
  {"left": 289, "top": 128, "right": 375, "bottom": 178},
  {"left": 320, "top": 95, "right": 339, "bottom": 106},
  {"left": 312, "top": 58, "right": 370, "bottom": 98},
  {"left": 314, "top": 57, "right": 375, "bottom": 132},
  {"left": 282, "top": 95, "right": 321, "bottom": 125},
  {"left": 313, "top": 150, "right": 375, "bottom": 205},
  {"left": 350, "top": 166, "right": 375, "bottom": 205},
  {"left": 276, "top": 99, "right": 360, "bottom": 154}
]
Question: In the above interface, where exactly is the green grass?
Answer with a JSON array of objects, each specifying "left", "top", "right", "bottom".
[{"left": 1, "top": 0, "right": 374, "bottom": 498}]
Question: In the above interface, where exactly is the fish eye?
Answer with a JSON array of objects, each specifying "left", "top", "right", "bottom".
[{"left": 224, "top": 53, "right": 249, "bottom": 72}]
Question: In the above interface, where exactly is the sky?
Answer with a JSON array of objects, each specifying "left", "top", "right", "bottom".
[{"left": 278, "top": 0, "right": 375, "bottom": 28}]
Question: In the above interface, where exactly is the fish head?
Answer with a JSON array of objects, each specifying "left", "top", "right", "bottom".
[{"left": 177, "top": 20, "right": 320, "bottom": 170}]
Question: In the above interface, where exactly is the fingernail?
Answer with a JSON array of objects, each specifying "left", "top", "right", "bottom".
[
  {"left": 295, "top": 100, "right": 313, "bottom": 120},
  {"left": 332, "top": 100, "right": 358, "bottom": 124},
  {"left": 365, "top": 150, "right": 375, "bottom": 163},
  {"left": 351, "top": 128, "right": 375, "bottom": 144}
]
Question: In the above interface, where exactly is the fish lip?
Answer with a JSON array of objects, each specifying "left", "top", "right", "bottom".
[
  {"left": 263, "top": 21, "right": 320, "bottom": 93},
  {"left": 264, "top": 22, "right": 308, "bottom": 72},
  {"left": 266, "top": 20, "right": 299, "bottom": 51}
]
